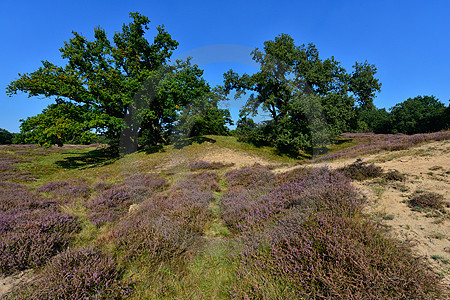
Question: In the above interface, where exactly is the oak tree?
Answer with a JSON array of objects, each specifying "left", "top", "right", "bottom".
[
  {"left": 7, "top": 13, "right": 229, "bottom": 154},
  {"left": 224, "top": 34, "right": 381, "bottom": 155}
]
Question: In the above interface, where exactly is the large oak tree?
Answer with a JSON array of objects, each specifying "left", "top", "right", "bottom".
[
  {"left": 224, "top": 34, "right": 381, "bottom": 155},
  {"left": 7, "top": 13, "right": 229, "bottom": 154}
]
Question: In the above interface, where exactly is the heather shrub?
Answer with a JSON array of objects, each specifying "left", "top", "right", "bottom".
[
  {"left": 0, "top": 210, "right": 80, "bottom": 274},
  {"left": 112, "top": 176, "right": 214, "bottom": 263},
  {"left": 337, "top": 159, "right": 383, "bottom": 181},
  {"left": 175, "top": 171, "right": 221, "bottom": 192},
  {"left": 123, "top": 173, "right": 169, "bottom": 191},
  {"left": 0, "top": 182, "right": 55, "bottom": 212},
  {"left": 113, "top": 209, "right": 198, "bottom": 264},
  {"left": 87, "top": 174, "right": 169, "bottom": 226},
  {"left": 93, "top": 181, "right": 114, "bottom": 191},
  {"left": 87, "top": 185, "right": 135, "bottom": 226},
  {"left": 0, "top": 153, "right": 22, "bottom": 170},
  {"left": 408, "top": 191, "right": 445, "bottom": 210},
  {"left": 221, "top": 167, "right": 363, "bottom": 233},
  {"left": 13, "top": 247, "right": 132, "bottom": 299},
  {"left": 220, "top": 186, "right": 276, "bottom": 233},
  {"left": 0, "top": 160, "right": 16, "bottom": 173},
  {"left": 189, "top": 160, "right": 234, "bottom": 171},
  {"left": 232, "top": 211, "right": 445, "bottom": 299},
  {"left": 153, "top": 190, "right": 215, "bottom": 233},
  {"left": 0, "top": 152, "right": 36, "bottom": 182},
  {"left": 384, "top": 169, "right": 406, "bottom": 181},
  {"left": 225, "top": 164, "right": 274, "bottom": 188},
  {"left": 36, "top": 179, "right": 91, "bottom": 200}
]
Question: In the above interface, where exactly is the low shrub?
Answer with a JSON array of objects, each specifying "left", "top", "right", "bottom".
[
  {"left": 93, "top": 181, "right": 114, "bottom": 192},
  {"left": 87, "top": 174, "right": 169, "bottom": 226},
  {"left": 384, "top": 169, "right": 406, "bottom": 181},
  {"left": 225, "top": 164, "right": 274, "bottom": 188},
  {"left": 36, "top": 179, "right": 91, "bottom": 200},
  {"left": 0, "top": 182, "right": 55, "bottom": 212},
  {"left": 220, "top": 167, "right": 363, "bottom": 233},
  {"left": 112, "top": 174, "right": 215, "bottom": 264},
  {"left": 408, "top": 191, "right": 445, "bottom": 210},
  {"left": 175, "top": 171, "right": 221, "bottom": 192},
  {"left": 337, "top": 159, "right": 383, "bottom": 181},
  {"left": 0, "top": 210, "right": 80, "bottom": 274},
  {"left": 316, "top": 131, "right": 450, "bottom": 162},
  {"left": 231, "top": 211, "right": 445, "bottom": 299},
  {"left": 13, "top": 247, "right": 133, "bottom": 299}
]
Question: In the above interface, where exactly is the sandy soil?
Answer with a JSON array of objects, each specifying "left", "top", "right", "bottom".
[
  {"left": 199, "top": 147, "right": 271, "bottom": 169},
  {"left": 0, "top": 270, "right": 33, "bottom": 297},
  {"left": 362, "top": 140, "right": 450, "bottom": 286}
]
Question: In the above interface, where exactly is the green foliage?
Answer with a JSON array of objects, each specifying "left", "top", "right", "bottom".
[
  {"left": 359, "top": 107, "right": 393, "bottom": 133},
  {"left": 0, "top": 128, "right": 14, "bottom": 144},
  {"left": 13, "top": 102, "right": 96, "bottom": 146},
  {"left": 223, "top": 34, "right": 381, "bottom": 156},
  {"left": 7, "top": 13, "right": 229, "bottom": 154},
  {"left": 361, "top": 96, "right": 449, "bottom": 134},
  {"left": 390, "top": 95, "right": 447, "bottom": 134},
  {"left": 350, "top": 61, "right": 382, "bottom": 109}
]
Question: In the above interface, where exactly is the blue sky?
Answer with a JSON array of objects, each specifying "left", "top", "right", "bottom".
[{"left": 1, "top": 0, "right": 449, "bottom": 132}]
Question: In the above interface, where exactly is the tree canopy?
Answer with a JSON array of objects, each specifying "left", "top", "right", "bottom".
[
  {"left": 0, "top": 128, "right": 14, "bottom": 145},
  {"left": 390, "top": 95, "right": 447, "bottom": 134},
  {"left": 7, "top": 13, "right": 230, "bottom": 154},
  {"left": 223, "top": 34, "right": 381, "bottom": 155}
]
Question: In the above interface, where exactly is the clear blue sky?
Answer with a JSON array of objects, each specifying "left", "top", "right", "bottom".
[{"left": 1, "top": 0, "right": 449, "bottom": 132}]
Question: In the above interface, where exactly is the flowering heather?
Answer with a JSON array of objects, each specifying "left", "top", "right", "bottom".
[
  {"left": 316, "top": 131, "right": 450, "bottom": 162},
  {"left": 0, "top": 209, "right": 80, "bottom": 274},
  {"left": 189, "top": 160, "right": 234, "bottom": 171},
  {"left": 15, "top": 151, "right": 30, "bottom": 155},
  {"left": 220, "top": 186, "right": 277, "bottom": 233},
  {"left": 87, "top": 185, "right": 135, "bottom": 226},
  {"left": 93, "top": 181, "right": 114, "bottom": 191},
  {"left": 225, "top": 164, "right": 274, "bottom": 188},
  {"left": 112, "top": 175, "right": 215, "bottom": 263},
  {"left": 337, "top": 159, "right": 383, "bottom": 181},
  {"left": 113, "top": 209, "right": 198, "bottom": 264},
  {"left": 232, "top": 211, "right": 445, "bottom": 299},
  {"left": 221, "top": 167, "right": 363, "bottom": 233},
  {"left": 0, "top": 153, "right": 36, "bottom": 181},
  {"left": 0, "top": 153, "right": 22, "bottom": 175},
  {"left": 0, "top": 182, "right": 54, "bottom": 212},
  {"left": 13, "top": 247, "right": 132, "bottom": 299},
  {"left": 123, "top": 173, "right": 169, "bottom": 190},
  {"left": 0, "top": 178, "right": 82, "bottom": 275},
  {"left": 174, "top": 170, "right": 221, "bottom": 192},
  {"left": 87, "top": 174, "right": 169, "bottom": 226},
  {"left": 36, "top": 178, "right": 91, "bottom": 200}
]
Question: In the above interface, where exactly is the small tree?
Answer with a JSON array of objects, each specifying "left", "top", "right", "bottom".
[{"left": 0, "top": 128, "right": 14, "bottom": 144}]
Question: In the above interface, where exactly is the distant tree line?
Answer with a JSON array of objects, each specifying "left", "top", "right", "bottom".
[{"left": 360, "top": 95, "right": 449, "bottom": 134}]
